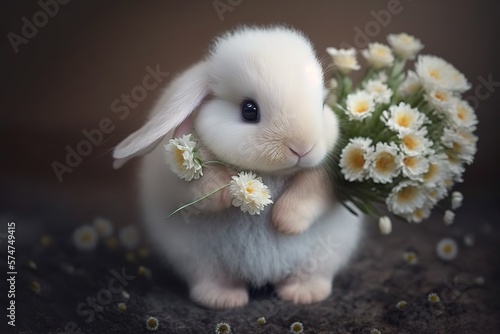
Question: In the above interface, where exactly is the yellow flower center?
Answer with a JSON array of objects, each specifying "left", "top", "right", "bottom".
[
  {"left": 292, "top": 324, "right": 302, "bottom": 332},
  {"left": 375, "top": 152, "right": 395, "bottom": 173},
  {"left": 354, "top": 100, "right": 369, "bottom": 114},
  {"left": 434, "top": 91, "right": 447, "bottom": 101},
  {"left": 346, "top": 148, "right": 365, "bottom": 170},
  {"left": 429, "top": 69, "right": 441, "bottom": 80},
  {"left": 423, "top": 163, "right": 438, "bottom": 182},
  {"left": 442, "top": 244, "right": 453, "bottom": 254},
  {"left": 175, "top": 147, "right": 185, "bottom": 168},
  {"left": 413, "top": 208, "right": 424, "bottom": 220},
  {"left": 80, "top": 231, "right": 93, "bottom": 243},
  {"left": 395, "top": 112, "right": 414, "bottom": 128},
  {"left": 403, "top": 156, "right": 417, "bottom": 168},
  {"left": 456, "top": 105, "right": 468, "bottom": 121},
  {"left": 373, "top": 46, "right": 387, "bottom": 57},
  {"left": 396, "top": 185, "right": 419, "bottom": 203},
  {"left": 400, "top": 34, "right": 412, "bottom": 45},
  {"left": 147, "top": 319, "right": 157, "bottom": 328},
  {"left": 245, "top": 185, "right": 255, "bottom": 194},
  {"left": 402, "top": 135, "right": 418, "bottom": 150}
]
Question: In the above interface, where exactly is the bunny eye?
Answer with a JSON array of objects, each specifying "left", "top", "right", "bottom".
[{"left": 241, "top": 99, "right": 260, "bottom": 122}]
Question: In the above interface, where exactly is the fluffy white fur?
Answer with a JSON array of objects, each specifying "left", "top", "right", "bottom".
[{"left": 113, "top": 26, "right": 363, "bottom": 309}]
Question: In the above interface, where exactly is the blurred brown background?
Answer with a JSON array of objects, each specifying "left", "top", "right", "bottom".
[{"left": 1, "top": 0, "right": 499, "bottom": 226}]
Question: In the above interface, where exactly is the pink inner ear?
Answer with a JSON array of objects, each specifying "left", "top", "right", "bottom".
[{"left": 173, "top": 114, "right": 194, "bottom": 138}]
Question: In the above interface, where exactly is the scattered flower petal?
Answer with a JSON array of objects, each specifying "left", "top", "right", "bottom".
[
  {"left": 165, "top": 134, "right": 203, "bottom": 181},
  {"left": 443, "top": 210, "right": 455, "bottom": 225},
  {"left": 378, "top": 216, "right": 392, "bottom": 235}
]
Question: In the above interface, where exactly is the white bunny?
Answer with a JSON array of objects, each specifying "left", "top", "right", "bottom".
[{"left": 113, "top": 26, "right": 363, "bottom": 309}]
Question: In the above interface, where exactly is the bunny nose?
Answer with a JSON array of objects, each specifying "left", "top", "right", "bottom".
[{"left": 289, "top": 145, "right": 313, "bottom": 158}]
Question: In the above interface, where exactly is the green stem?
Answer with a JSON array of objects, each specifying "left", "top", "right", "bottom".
[{"left": 165, "top": 183, "right": 231, "bottom": 220}]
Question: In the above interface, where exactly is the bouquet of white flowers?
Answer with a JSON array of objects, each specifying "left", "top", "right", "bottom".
[{"left": 326, "top": 33, "right": 477, "bottom": 227}]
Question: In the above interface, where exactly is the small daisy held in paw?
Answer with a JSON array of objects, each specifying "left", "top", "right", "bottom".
[
  {"left": 229, "top": 172, "right": 273, "bottom": 215},
  {"left": 165, "top": 134, "right": 203, "bottom": 181},
  {"left": 215, "top": 322, "right": 231, "bottom": 334}
]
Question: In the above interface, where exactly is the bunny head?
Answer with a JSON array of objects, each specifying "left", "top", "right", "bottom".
[{"left": 113, "top": 26, "right": 339, "bottom": 174}]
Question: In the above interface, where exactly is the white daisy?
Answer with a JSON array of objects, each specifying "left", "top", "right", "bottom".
[
  {"left": 118, "top": 225, "right": 140, "bottom": 250},
  {"left": 387, "top": 33, "right": 424, "bottom": 60},
  {"left": 326, "top": 47, "right": 361, "bottom": 74},
  {"left": 422, "top": 154, "right": 448, "bottom": 187},
  {"left": 425, "top": 183, "right": 449, "bottom": 205},
  {"left": 398, "top": 71, "right": 421, "bottom": 97},
  {"left": 73, "top": 225, "right": 98, "bottom": 251},
  {"left": 256, "top": 317, "right": 266, "bottom": 325},
  {"left": 368, "top": 142, "right": 402, "bottom": 184},
  {"left": 229, "top": 172, "right": 273, "bottom": 215},
  {"left": 386, "top": 181, "right": 427, "bottom": 215},
  {"left": 436, "top": 238, "right": 458, "bottom": 261},
  {"left": 290, "top": 322, "right": 304, "bottom": 334},
  {"left": 362, "top": 43, "right": 395, "bottom": 69},
  {"left": 451, "top": 191, "right": 464, "bottom": 210},
  {"left": 425, "top": 89, "right": 454, "bottom": 115},
  {"left": 396, "top": 300, "right": 408, "bottom": 309},
  {"left": 165, "top": 134, "right": 203, "bottom": 181},
  {"left": 339, "top": 137, "right": 373, "bottom": 181},
  {"left": 443, "top": 210, "right": 455, "bottom": 225},
  {"left": 93, "top": 217, "right": 114, "bottom": 237},
  {"left": 401, "top": 155, "right": 430, "bottom": 181},
  {"left": 375, "top": 71, "right": 388, "bottom": 83},
  {"left": 447, "top": 99, "right": 478, "bottom": 130},
  {"left": 442, "top": 128, "right": 477, "bottom": 164},
  {"left": 364, "top": 79, "right": 393, "bottom": 104},
  {"left": 345, "top": 91, "right": 376, "bottom": 120},
  {"left": 405, "top": 204, "right": 432, "bottom": 223},
  {"left": 428, "top": 292, "right": 441, "bottom": 303},
  {"left": 399, "top": 129, "right": 433, "bottom": 156},
  {"left": 416, "top": 55, "right": 470, "bottom": 93},
  {"left": 378, "top": 216, "right": 392, "bottom": 235},
  {"left": 403, "top": 251, "right": 418, "bottom": 264},
  {"left": 216, "top": 323, "right": 231, "bottom": 334},
  {"left": 382, "top": 103, "right": 428, "bottom": 135},
  {"left": 146, "top": 316, "right": 159, "bottom": 331}
]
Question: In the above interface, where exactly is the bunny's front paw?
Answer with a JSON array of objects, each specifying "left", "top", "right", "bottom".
[
  {"left": 193, "top": 166, "right": 234, "bottom": 212},
  {"left": 272, "top": 193, "right": 313, "bottom": 235}
]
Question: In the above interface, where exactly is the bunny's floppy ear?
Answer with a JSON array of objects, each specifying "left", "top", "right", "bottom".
[{"left": 112, "top": 61, "right": 208, "bottom": 168}]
